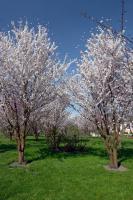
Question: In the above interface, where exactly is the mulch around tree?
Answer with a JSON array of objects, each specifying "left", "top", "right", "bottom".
[
  {"left": 104, "top": 165, "right": 127, "bottom": 172},
  {"left": 9, "top": 161, "right": 27, "bottom": 168}
]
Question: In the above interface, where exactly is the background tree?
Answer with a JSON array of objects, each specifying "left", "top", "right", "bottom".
[{"left": 42, "top": 94, "right": 70, "bottom": 151}]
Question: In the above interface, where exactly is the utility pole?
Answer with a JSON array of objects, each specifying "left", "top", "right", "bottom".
[{"left": 121, "top": 0, "right": 126, "bottom": 33}]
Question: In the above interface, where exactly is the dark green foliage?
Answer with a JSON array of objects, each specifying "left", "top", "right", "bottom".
[{"left": 62, "top": 134, "right": 86, "bottom": 152}]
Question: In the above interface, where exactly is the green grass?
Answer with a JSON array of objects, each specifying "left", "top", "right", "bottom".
[{"left": 0, "top": 135, "right": 133, "bottom": 200}]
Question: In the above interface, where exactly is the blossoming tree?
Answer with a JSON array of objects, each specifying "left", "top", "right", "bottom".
[
  {"left": 70, "top": 28, "right": 129, "bottom": 168},
  {"left": 0, "top": 22, "right": 70, "bottom": 164}
]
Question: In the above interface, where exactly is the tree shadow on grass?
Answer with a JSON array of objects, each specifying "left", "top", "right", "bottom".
[
  {"left": 27, "top": 146, "right": 108, "bottom": 163},
  {"left": 0, "top": 144, "right": 16, "bottom": 153},
  {"left": 27, "top": 138, "right": 45, "bottom": 143},
  {"left": 28, "top": 141, "right": 133, "bottom": 164},
  {"left": 119, "top": 147, "right": 133, "bottom": 163},
  {"left": 1, "top": 137, "right": 133, "bottom": 165}
]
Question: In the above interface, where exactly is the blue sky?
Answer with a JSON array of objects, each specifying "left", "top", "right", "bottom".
[{"left": 0, "top": 0, "right": 133, "bottom": 60}]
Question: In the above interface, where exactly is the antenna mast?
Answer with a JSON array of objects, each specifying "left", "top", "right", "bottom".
[{"left": 121, "top": 0, "right": 125, "bottom": 33}]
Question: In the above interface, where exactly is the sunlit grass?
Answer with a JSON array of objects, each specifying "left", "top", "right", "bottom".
[{"left": 0, "top": 135, "right": 133, "bottom": 200}]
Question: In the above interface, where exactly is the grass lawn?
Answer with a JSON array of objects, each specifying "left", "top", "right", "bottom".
[{"left": 0, "top": 135, "right": 133, "bottom": 200}]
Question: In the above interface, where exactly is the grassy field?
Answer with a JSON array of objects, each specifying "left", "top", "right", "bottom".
[{"left": 0, "top": 135, "right": 133, "bottom": 200}]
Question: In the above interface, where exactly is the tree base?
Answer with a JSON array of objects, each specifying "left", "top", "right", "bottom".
[
  {"left": 104, "top": 164, "right": 127, "bottom": 172},
  {"left": 9, "top": 161, "right": 27, "bottom": 168}
]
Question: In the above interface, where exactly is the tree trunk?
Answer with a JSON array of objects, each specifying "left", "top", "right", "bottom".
[
  {"left": 9, "top": 132, "right": 13, "bottom": 141},
  {"left": 52, "top": 127, "right": 59, "bottom": 151},
  {"left": 34, "top": 129, "right": 39, "bottom": 141},
  {"left": 17, "top": 138, "right": 25, "bottom": 164},
  {"left": 35, "top": 134, "right": 39, "bottom": 141},
  {"left": 18, "top": 149, "right": 24, "bottom": 164},
  {"left": 109, "top": 148, "right": 118, "bottom": 169},
  {"left": 104, "top": 138, "right": 119, "bottom": 169}
]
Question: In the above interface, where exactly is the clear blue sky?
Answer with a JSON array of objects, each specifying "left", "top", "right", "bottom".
[{"left": 0, "top": 0, "right": 133, "bottom": 59}]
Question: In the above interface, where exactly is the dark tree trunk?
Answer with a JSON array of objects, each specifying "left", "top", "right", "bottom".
[
  {"left": 9, "top": 132, "right": 13, "bottom": 141},
  {"left": 35, "top": 134, "right": 39, "bottom": 141},
  {"left": 35, "top": 130, "right": 39, "bottom": 141},
  {"left": 52, "top": 127, "right": 60, "bottom": 151}
]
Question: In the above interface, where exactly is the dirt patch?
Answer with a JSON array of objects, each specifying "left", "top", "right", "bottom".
[
  {"left": 104, "top": 165, "right": 127, "bottom": 172},
  {"left": 9, "top": 161, "right": 27, "bottom": 168}
]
